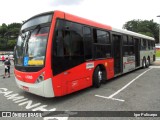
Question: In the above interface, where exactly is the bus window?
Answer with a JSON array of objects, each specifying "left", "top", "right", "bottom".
[
  {"left": 96, "top": 30, "right": 110, "bottom": 44},
  {"left": 123, "top": 35, "right": 128, "bottom": 45},
  {"left": 143, "top": 39, "right": 147, "bottom": 50},
  {"left": 140, "top": 39, "right": 143, "bottom": 50},
  {"left": 55, "top": 30, "right": 64, "bottom": 56},
  {"left": 83, "top": 27, "right": 92, "bottom": 60},
  {"left": 65, "top": 21, "right": 84, "bottom": 56},
  {"left": 128, "top": 36, "right": 134, "bottom": 55},
  {"left": 123, "top": 35, "right": 134, "bottom": 56},
  {"left": 93, "top": 29, "right": 111, "bottom": 59},
  {"left": 63, "top": 31, "right": 71, "bottom": 56},
  {"left": 148, "top": 40, "right": 151, "bottom": 50},
  {"left": 53, "top": 19, "right": 84, "bottom": 57},
  {"left": 123, "top": 35, "right": 128, "bottom": 56},
  {"left": 128, "top": 36, "right": 134, "bottom": 45},
  {"left": 52, "top": 20, "right": 84, "bottom": 75}
]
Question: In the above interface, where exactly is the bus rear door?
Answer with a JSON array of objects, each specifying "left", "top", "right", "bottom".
[{"left": 112, "top": 34, "right": 122, "bottom": 75}]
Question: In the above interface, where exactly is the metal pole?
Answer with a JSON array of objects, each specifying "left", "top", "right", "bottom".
[
  {"left": 159, "top": 21, "right": 160, "bottom": 44},
  {"left": 157, "top": 15, "right": 160, "bottom": 44}
]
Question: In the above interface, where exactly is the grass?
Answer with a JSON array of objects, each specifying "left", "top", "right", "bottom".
[{"left": 156, "top": 50, "right": 160, "bottom": 57}]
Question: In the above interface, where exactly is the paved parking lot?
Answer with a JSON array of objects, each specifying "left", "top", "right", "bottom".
[{"left": 0, "top": 61, "right": 160, "bottom": 120}]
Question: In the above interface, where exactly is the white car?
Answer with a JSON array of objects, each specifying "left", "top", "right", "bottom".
[{"left": 9, "top": 54, "right": 14, "bottom": 60}]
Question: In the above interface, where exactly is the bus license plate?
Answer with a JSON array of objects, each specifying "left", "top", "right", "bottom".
[{"left": 22, "top": 86, "right": 29, "bottom": 91}]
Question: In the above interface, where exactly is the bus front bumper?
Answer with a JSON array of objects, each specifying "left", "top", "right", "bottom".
[{"left": 15, "top": 77, "right": 55, "bottom": 98}]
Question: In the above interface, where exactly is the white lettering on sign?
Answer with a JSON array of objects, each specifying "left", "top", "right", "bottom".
[
  {"left": 86, "top": 62, "right": 94, "bottom": 69},
  {"left": 0, "top": 88, "right": 69, "bottom": 120},
  {"left": 25, "top": 75, "right": 33, "bottom": 79}
]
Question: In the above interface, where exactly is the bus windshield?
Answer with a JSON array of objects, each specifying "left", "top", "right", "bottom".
[{"left": 15, "top": 27, "right": 50, "bottom": 66}]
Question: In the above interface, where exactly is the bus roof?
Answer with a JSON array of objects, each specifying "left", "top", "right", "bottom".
[
  {"left": 23, "top": 10, "right": 155, "bottom": 41},
  {"left": 57, "top": 10, "right": 155, "bottom": 41},
  {"left": 22, "top": 11, "right": 54, "bottom": 25},
  {"left": 62, "top": 11, "right": 112, "bottom": 31},
  {"left": 112, "top": 28, "right": 155, "bottom": 41}
]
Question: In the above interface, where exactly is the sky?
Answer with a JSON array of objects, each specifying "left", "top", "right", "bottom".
[{"left": 0, "top": 0, "right": 160, "bottom": 29}]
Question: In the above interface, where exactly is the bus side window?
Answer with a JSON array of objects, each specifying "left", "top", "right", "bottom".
[
  {"left": 83, "top": 27, "right": 92, "bottom": 60},
  {"left": 143, "top": 39, "right": 147, "bottom": 50},
  {"left": 93, "top": 29, "right": 111, "bottom": 59},
  {"left": 123, "top": 35, "right": 128, "bottom": 56},
  {"left": 54, "top": 30, "right": 64, "bottom": 56},
  {"left": 64, "top": 21, "right": 84, "bottom": 57},
  {"left": 63, "top": 30, "right": 71, "bottom": 56},
  {"left": 53, "top": 19, "right": 65, "bottom": 57},
  {"left": 128, "top": 36, "right": 134, "bottom": 55},
  {"left": 148, "top": 40, "right": 151, "bottom": 50},
  {"left": 140, "top": 39, "right": 143, "bottom": 50}
]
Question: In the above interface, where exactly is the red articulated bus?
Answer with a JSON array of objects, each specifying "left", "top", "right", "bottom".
[{"left": 14, "top": 11, "right": 155, "bottom": 97}]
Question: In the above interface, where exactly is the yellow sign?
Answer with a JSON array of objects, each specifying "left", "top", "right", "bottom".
[{"left": 28, "top": 60, "right": 44, "bottom": 65}]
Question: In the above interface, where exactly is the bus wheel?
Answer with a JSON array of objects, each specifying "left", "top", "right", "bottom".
[
  {"left": 93, "top": 66, "right": 103, "bottom": 88},
  {"left": 146, "top": 58, "right": 150, "bottom": 68},
  {"left": 148, "top": 57, "right": 150, "bottom": 65},
  {"left": 142, "top": 58, "right": 146, "bottom": 68}
]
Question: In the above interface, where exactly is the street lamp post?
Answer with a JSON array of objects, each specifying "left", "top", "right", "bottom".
[{"left": 157, "top": 15, "right": 160, "bottom": 44}]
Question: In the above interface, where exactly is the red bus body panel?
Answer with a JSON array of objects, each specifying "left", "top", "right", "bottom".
[
  {"left": 14, "top": 68, "right": 44, "bottom": 83},
  {"left": 52, "top": 59, "right": 114, "bottom": 96}
]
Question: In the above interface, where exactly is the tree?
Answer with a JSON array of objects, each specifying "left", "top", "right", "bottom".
[
  {"left": 123, "top": 19, "right": 159, "bottom": 43},
  {"left": 6, "top": 40, "right": 16, "bottom": 50},
  {"left": 7, "top": 23, "right": 22, "bottom": 38},
  {"left": 0, "top": 38, "right": 7, "bottom": 50},
  {"left": 0, "top": 22, "right": 21, "bottom": 51},
  {"left": 0, "top": 23, "right": 8, "bottom": 37}
]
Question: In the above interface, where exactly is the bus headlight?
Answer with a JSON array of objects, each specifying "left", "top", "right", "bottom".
[{"left": 36, "top": 72, "right": 45, "bottom": 83}]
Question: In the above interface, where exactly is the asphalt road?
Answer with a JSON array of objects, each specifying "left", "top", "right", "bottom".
[{"left": 0, "top": 61, "right": 160, "bottom": 120}]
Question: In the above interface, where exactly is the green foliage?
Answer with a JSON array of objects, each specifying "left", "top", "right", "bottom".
[
  {"left": 0, "top": 39, "right": 16, "bottom": 51},
  {"left": 0, "top": 38, "right": 6, "bottom": 50},
  {"left": 0, "top": 22, "right": 21, "bottom": 51},
  {"left": 156, "top": 50, "right": 160, "bottom": 57},
  {"left": 123, "top": 19, "right": 159, "bottom": 43},
  {"left": 7, "top": 23, "right": 21, "bottom": 29},
  {"left": 6, "top": 40, "right": 16, "bottom": 50},
  {"left": 0, "top": 23, "right": 8, "bottom": 38}
]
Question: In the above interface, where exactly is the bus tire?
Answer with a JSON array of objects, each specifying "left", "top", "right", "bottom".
[
  {"left": 93, "top": 66, "right": 103, "bottom": 88},
  {"left": 147, "top": 57, "right": 150, "bottom": 66},
  {"left": 142, "top": 58, "right": 146, "bottom": 68},
  {"left": 146, "top": 57, "right": 150, "bottom": 68}
]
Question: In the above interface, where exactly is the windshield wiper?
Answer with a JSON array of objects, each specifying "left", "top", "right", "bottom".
[
  {"left": 20, "top": 24, "right": 40, "bottom": 39},
  {"left": 24, "top": 25, "right": 41, "bottom": 56},
  {"left": 32, "top": 25, "right": 41, "bottom": 35}
]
